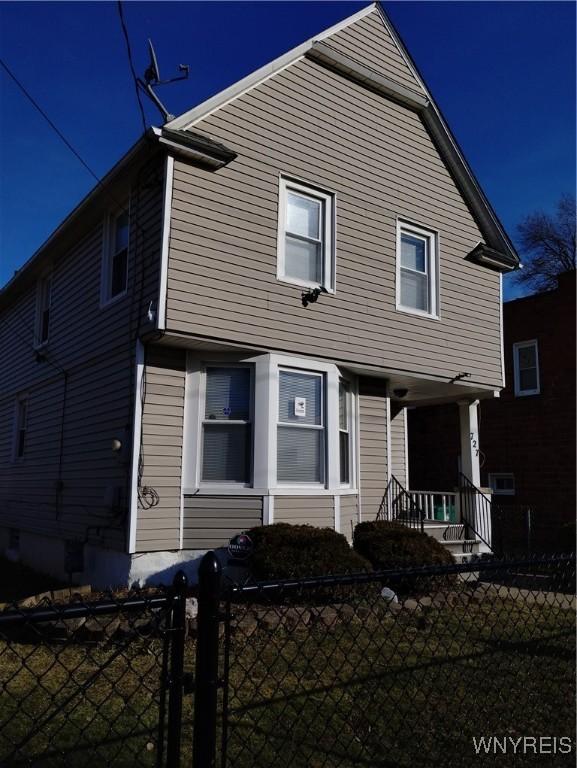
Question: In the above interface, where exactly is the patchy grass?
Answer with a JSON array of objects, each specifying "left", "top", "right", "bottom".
[
  {"left": 223, "top": 593, "right": 576, "bottom": 768},
  {"left": 0, "top": 587, "right": 574, "bottom": 767},
  {"left": 0, "top": 557, "right": 67, "bottom": 603}
]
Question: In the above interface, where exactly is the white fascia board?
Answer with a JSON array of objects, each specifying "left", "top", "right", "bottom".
[{"left": 166, "top": 3, "right": 377, "bottom": 131}]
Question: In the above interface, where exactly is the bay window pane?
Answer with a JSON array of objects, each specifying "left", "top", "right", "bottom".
[
  {"left": 285, "top": 236, "right": 321, "bottom": 283},
  {"left": 279, "top": 370, "right": 322, "bottom": 425},
  {"left": 339, "top": 381, "right": 348, "bottom": 430},
  {"left": 400, "top": 268, "right": 428, "bottom": 312},
  {"left": 287, "top": 192, "right": 320, "bottom": 239},
  {"left": 401, "top": 233, "right": 426, "bottom": 272},
  {"left": 205, "top": 367, "right": 250, "bottom": 421},
  {"left": 277, "top": 426, "right": 323, "bottom": 483},
  {"left": 339, "top": 431, "right": 350, "bottom": 484},
  {"left": 202, "top": 424, "right": 250, "bottom": 483}
]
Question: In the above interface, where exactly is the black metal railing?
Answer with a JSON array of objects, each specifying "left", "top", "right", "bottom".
[
  {"left": 458, "top": 472, "right": 494, "bottom": 551},
  {"left": 378, "top": 474, "right": 425, "bottom": 532}
]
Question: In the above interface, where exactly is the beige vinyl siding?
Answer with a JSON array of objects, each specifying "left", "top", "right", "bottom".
[
  {"left": 390, "top": 404, "right": 408, "bottom": 488},
  {"left": 166, "top": 52, "right": 502, "bottom": 388},
  {"left": 340, "top": 494, "right": 359, "bottom": 542},
  {"left": 0, "top": 156, "right": 165, "bottom": 554},
  {"left": 358, "top": 378, "right": 388, "bottom": 520},
  {"left": 136, "top": 346, "right": 186, "bottom": 552},
  {"left": 182, "top": 496, "right": 262, "bottom": 549},
  {"left": 274, "top": 495, "right": 334, "bottom": 528},
  {"left": 326, "top": 8, "right": 424, "bottom": 93}
]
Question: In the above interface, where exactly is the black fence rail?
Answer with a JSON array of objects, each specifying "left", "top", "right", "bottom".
[
  {"left": 1, "top": 555, "right": 575, "bottom": 767},
  {"left": 0, "top": 574, "right": 190, "bottom": 768},
  {"left": 217, "top": 554, "right": 576, "bottom": 768}
]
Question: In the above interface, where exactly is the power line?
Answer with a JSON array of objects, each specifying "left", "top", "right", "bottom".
[
  {"left": 116, "top": 0, "right": 147, "bottom": 135},
  {"left": 0, "top": 58, "right": 103, "bottom": 188}
]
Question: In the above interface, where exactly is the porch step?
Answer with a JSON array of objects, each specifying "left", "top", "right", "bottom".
[
  {"left": 423, "top": 522, "right": 462, "bottom": 542},
  {"left": 422, "top": 522, "right": 480, "bottom": 558}
]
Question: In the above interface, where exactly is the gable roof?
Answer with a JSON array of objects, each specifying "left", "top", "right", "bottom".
[{"left": 167, "top": 2, "right": 518, "bottom": 269}]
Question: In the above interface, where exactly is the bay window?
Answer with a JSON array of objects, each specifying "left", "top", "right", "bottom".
[
  {"left": 201, "top": 366, "right": 252, "bottom": 484},
  {"left": 339, "top": 380, "right": 352, "bottom": 485},
  {"left": 277, "top": 369, "right": 325, "bottom": 484}
]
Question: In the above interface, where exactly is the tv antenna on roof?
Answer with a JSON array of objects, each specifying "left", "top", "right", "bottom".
[{"left": 137, "top": 39, "right": 189, "bottom": 124}]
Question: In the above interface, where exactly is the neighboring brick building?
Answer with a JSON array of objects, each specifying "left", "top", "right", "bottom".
[{"left": 408, "top": 271, "right": 576, "bottom": 552}]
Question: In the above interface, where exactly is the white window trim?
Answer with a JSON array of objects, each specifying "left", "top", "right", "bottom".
[
  {"left": 100, "top": 203, "right": 131, "bottom": 308},
  {"left": 277, "top": 176, "right": 336, "bottom": 293},
  {"left": 488, "top": 473, "right": 515, "bottom": 496},
  {"left": 182, "top": 352, "right": 358, "bottom": 496},
  {"left": 198, "top": 362, "right": 255, "bottom": 488},
  {"left": 12, "top": 395, "right": 29, "bottom": 462},
  {"left": 34, "top": 272, "right": 53, "bottom": 349},
  {"left": 395, "top": 219, "right": 440, "bottom": 319},
  {"left": 513, "top": 340, "right": 540, "bottom": 397}
]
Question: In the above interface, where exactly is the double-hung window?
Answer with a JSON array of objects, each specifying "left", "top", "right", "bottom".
[
  {"left": 513, "top": 340, "right": 540, "bottom": 396},
  {"left": 396, "top": 221, "right": 438, "bottom": 317},
  {"left": 201, "top": 366, "right": 252, "bottom": 484},
  {"left": 102, "top": 209, "right": 129, "bottom": 304},
  {"left": 278, "top": 178, "right": 334, "bottom": 290},
  {"left": 277, "top": 369, "right": 326, "bottom": 484},
  {"left": 339, "top": 380, "right": 352, "bottom": 485},
  {"left": 35, "top": 275, "right": 52, "bottom": 347},
  {"left": 14, "top": 398, "right": 28, "bottom": 460}
]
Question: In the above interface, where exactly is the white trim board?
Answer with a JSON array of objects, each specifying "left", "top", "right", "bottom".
[
  {"left": 128, "top": 340, "right": 145, "bottom": 554},
  {"left": 158, "top": 155, "right": 174, "bottom": 330}
]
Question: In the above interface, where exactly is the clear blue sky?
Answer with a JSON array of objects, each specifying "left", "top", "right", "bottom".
[{"left": 0, "top": 1, "right": 575, "bottom": 299}]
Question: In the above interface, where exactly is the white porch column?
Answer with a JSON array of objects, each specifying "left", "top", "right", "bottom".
[{"left": 458, "top": 400, "right": 481, "bottom": 486}]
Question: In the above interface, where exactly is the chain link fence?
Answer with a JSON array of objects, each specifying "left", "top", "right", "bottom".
[
  {"left": 220, "top": 556, "right": 576, "bottom": 768},
  {"left": 0, "top": 577, "right": 192, "bottom": 767},
  {"left": 1, "top": 555, "right": 575, "bottom": 767}
]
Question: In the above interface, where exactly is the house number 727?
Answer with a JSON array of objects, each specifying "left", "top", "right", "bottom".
[{"left": 470, "top": 432, "right": 480, "bottom": 457}]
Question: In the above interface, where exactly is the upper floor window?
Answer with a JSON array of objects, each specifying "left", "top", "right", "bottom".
[
  {"left": 101, "top": 209, "right": 129, "bottom": 305},
  {"left": 277, "top": 369, "right": 325, "bottom": 484},
  {"left": 201, "top": 366, "right": 252, "bottom": 484},
  {"left": 277, "top": 178, "right": 334, "bottom": 291},
  {"left": 13, "top": 397, "right": 28, "bottom": 460},
  {"left": 35, "top": 275, "right": 52, "bottom": 347},
  {"left": 488, "top": 473, "right": 515, "bottom": 496},
  {"left": 396, "top": 221, "right": 438, "bottom": 318},
  {"left": 513, "top": 340, "right": 540, "bottom": 396}
]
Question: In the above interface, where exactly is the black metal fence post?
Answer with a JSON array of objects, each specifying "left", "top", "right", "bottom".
[
  {"left": 192, "top": 552, "right": 222, "bottom": 768},
  {"left": 166, "top": 570, "right": 188, "bottom": 768}
]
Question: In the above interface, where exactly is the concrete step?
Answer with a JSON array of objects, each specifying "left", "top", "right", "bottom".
[{"left": 423, "top": 522, "right": 464, "bottom": 542}]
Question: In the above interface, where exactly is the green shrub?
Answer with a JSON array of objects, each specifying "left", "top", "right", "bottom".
[
  {"left": 245, "top": 523, "right": 371, "bottom": 581},
  {"left": 353, "top": 520, "right": 454, "bottom": 570}
]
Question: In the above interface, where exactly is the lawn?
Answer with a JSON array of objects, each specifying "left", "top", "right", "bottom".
[{"left": 0, "top": 581, "right": 574, "bottom": 767}]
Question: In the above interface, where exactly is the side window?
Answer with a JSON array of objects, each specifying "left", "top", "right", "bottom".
[
  {"left": 13, "top": 397, "right": 28, "bottom": 460},
  {"left": 396, "top": 221, "right": 439, "bottom": 318},
  {"left": 35, "top": 275, "right": 52, "bottom": 346},
  {"left": 277, "top": 369, "right": 325, "bottom": 484},
  {"left": 277, "top": 178, "right": 335, "bottom": 291},
  {"left": 201, "top": 366, "right": 252, "bottom": 484},
  {"left": 488, "top": 473, "right": 515, "bottom": 496},
  {"left": 339, "top": 379, "right": 352, "bottom": 485},
  {"left": 102, "top": 208, "right": 129, "bottom": 305},
  {"left": 513, "top": 340, "right": 540, "bottom": 396}
]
